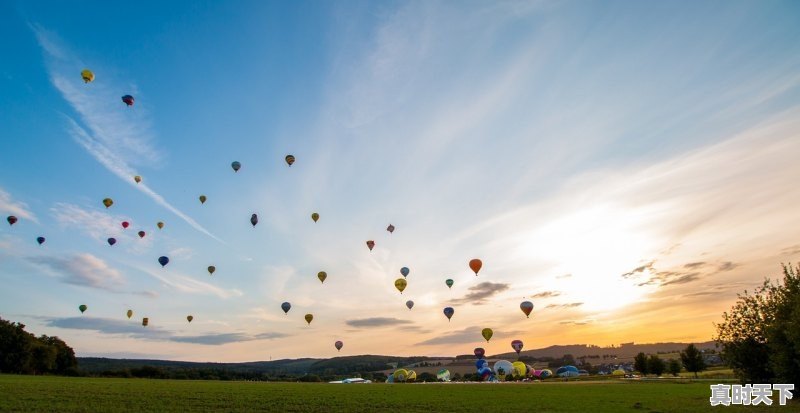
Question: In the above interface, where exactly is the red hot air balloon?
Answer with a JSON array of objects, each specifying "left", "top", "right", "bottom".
[
  {"left": 366, "top": 240, "right": 375, "bottom": 251},
  {"left": 335, "top": 341, "right": 343, "bottom": 352},
  {"left": 511, "top": 339, "right": 524, "bottom": 356},
  {"left": 7, "top": 216, "right": 17, "bottom": 226},
  {"left": 520, "top": 301, "right": 534, "bottom": 318},
  {"left": 469, "top": 259, "right": 482, "bottom": 275},
  {"left": 474, "top": 348, "right": 485, "bottom": 359},
  {"left": 121, "top": 95, "right": 134, "bottom": 106},
  {"left": 121, "top": 221, "right": 130, "bottom": 229}
]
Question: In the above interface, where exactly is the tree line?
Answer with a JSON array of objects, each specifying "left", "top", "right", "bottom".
[{"left": 0, "top": 317, "right": 77, "bottom": 375}]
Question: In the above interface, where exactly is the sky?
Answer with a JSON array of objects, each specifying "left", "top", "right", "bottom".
[{"left": 0, "top": 0, "right": 799, "bottom": 362}]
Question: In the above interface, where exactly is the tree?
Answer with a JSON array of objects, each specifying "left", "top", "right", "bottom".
[
  {"left": 0, "top": 318, "right": 33, "bottom": 373},
  {"left": 634, "top": 352, "right": 649, "bottom": 376},
  {"left": 679, "top": 344, "right": 707, "bottom": 378},
  {"left": 715, "top": 264, "right": 800, "bottom": 384},
  {"left": 647, "top": 355, "right": 665, "bottom": 377},
  {"left": 667, "top": 359, "right": 681, "bottom": 377}
]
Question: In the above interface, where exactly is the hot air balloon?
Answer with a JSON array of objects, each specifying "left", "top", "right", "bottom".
[
  {"left": 406, "top": 300, "right": 414, "bottom": 310},
  {"left": 392, "top": 369, "right": 408, "bottom": 383},
  {"left": 311, "top": 213, "right": 319, "bottom": 223},
  {"left": 437, "top": 369, "right": 451, "bottom": 382},
  {"left": 539, "top": 369, "right": 553, "bottom": 378},
  {"left": 107, "top": 237, "right": 116, "bottom": 246},
  {"left": 469, "top": 259, "right": 482, "bottom": 275},
  {"left": 231, "top": 161, "right": 241, "bottom": 172},
  {"left": 443, "top": 307, "right": 454, "bottom": 321},
  {"left": 122, "top": 95, "right": 134, "bottom": 106},
  {"left": 103, "top": 198, "right": 113, "bottom": 208},
  {"left": 157, "top": 221, "right": 164, "bottom": 230},
  {"left": 335, "top": 341, "right": 343, "bottom": 352},
  {"left": 315, "top": 271, "right": 327, "bottom": 283},
  {"left": 199, "top": 195, "right": 207, "bottom": 204},
  {"left": 511, "top": 339, "right": 524, "bottom": 356},
  {"left": 208, "top": 266, "right": 216, "bottom": 275},
  {"left": 142, "top": 317, "right": 149, "bottom": 327},
  {"left": 556, "top": 365, "right": 580, "bottom": 378},
  {"left": 134, "top": 175, "right": 141, "bottom": 184},
  {"left": 250, "top": 214, "right": 258, "bottom": 227},
  {"left": 366, "top": 240, "right": 375, "bottom": 251},
  {"left": 394, "top": 278, "right": 407, "bottom": 294},
  {"left": 474, "top": 347, "right": 485, "bottom": 359},
  {"left": 387, "top": 224, "right": 395, "bottom": 234},
  {"left": 281, "top": 302, "right": 291, "bottom": 314},
  {"left": 36, "top": 236, "right": 45, "bottom": 245},
  {"left": 304, "top": 314, "right": 313, "bottom": 325},
  {"left": 187, "top": 315, "right": 193, "bottom": 323},
  {"left": 400, "top": 267, "right": 409, "bottom": 278},
  {"left": 7, "top": 216, "right": 17, "bottom": 226},
  {"left": 127, "top": 310, "right": 133, "bottom": 319},
  {"left": 494, "top": 360, "right": 514, "bottom": 381},
  {"left": 158, "top": 256, "right": 169, "bottom": 267},
  {"left": 138, "top": 230, "right": 146, "bottom": 238},
  {"left": 512, "top": 361, "right": 527, "bottom": 378},
  {"left": 478, "top": 366, "right": 493, "bottom": 381},
  {"left": 406, "top": 370, "right": 417, "bottom": 382},
  {"left": 79, "top": 304, "right": 87, "bottom": 314},
  {"left": 285, "top": 154, "right": 295, "bottom": 166},
  {"left": 520, "top": 301, "right": 534, "bottom": 318},
  {"left": 121, "top": 221, "right": 129, "bottom": 229},
  {"left": 445, "top": 279, "right": 454, "bottom": 289},
  {"left": 481, "top": 328, "right": 493, "bottom": 342},
  {"left": 81, "top": 69, "right": 94, "bottom": 83}
]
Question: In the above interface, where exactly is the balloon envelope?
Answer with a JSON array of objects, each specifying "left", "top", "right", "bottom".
[
  {"left": 138, "top": 231, "right": 146, "bottom": 238},
  {"left": 556, "top": 365, "right": 580, "bottom": 378},
  {"left": 539, "top": 369, "right": 553, "bottom": 378},
  {"left": 134, "top": 175, "right": 141, "bottom": 184},
  {"left": 406, "top": 300, "right": 414, "bottom": 310},
  {"left": 142, "top": 317, "right": 149, "bottom": 327},
  {"left": 304, "top": 314, "right": 313, "bottom": 325},
  {"left": 474, "top": 347, "right": 485, "bottom": 359},
  {"left": 208, "top": 266, "right": 216, "bottom": 275},
  {"left": 121, "top": 95, "right": 134, "bottom": 106},
  {"left": 493, "top": 360, "right": 514, "bottom": 380},
  {"left": 121, "top": 221, "right": 129, "bottom": 229},
  {"left": 475, "top": 359, "right": 488, "bottom": 370},
  {"left": 392, "top": 369, "right": 408, "bottom": 383},
  {"left": 443, "top": 307, "right": 454, "bottom": 321},
  {"left": 281, "top": 302, "right": 291, "bottom": 314},
  {"left": 406, "top": 370, "right": 417, "bottom": 382},
  {"left": 102, "top": 198, "right": 113, "bottom": 208},
  {"left": 158, "top": 256, "right": 169, "bottom": 267},
  {"left": 512, "top": 361, "right": 527, "bottom": 378},
  {"left": 231, "top": 161, "right": 241, "bottom": 172},
  {"left": 469, "top": 259, "right": 482, "bottom": 275},
  {"left": 366, "top": 240, "right": 375, "bottom": 251},
  {"left": 311, "top": 213, "right": 319, "bottom": 223},
  {"left": 511, "top": 339, "right": 524, "bottom": 354},
  {"left": 285, "top": 154, "right": 295, "bottom": 166},
  {"left": 199, "top": 195, "right": 206, "bottom": 204},
  {"left": 520, "top": 301, "right": 534, "bottom": 318},
  {"left": 81, "top": 69, "right": 94, "bottom": 83},
  {"left": 394, "top": 278, "right": 407, "bottom": 294},
  {"left": 445, "top": 279, "right": 454, "bottom": 289},
  {"left": 387, "top": 224, "right": 395, "bottom": 233},
  {"left": 400, "top": 267, "right": 409, "bottom": 277},
  {"left": 437, "top": 369, "right": 451, "bottom": 382},
  {"left": 7, "top": 216, "right": 17, "bottom": 225},
  {"left": 79, "top": 304, "right": 87, "bottom": 313},
  {"left": 126, "top": 310, "right": 133, "bottom": 319},
  {"left": 36, "top": 236, "right": 45, "bottom": 245},
  {"left": 250, "top": 214, "right": 258, "bottom": 227},
  {"left": 481, "top": 328, "right": 493, "bottom": 342},
  {"left": 107, "top": 238, "right": 116, "bottom": 246},
  {"left": 187, "top": 315, "right": 193, "bottom": 323},
  {"left": 157, "top": 221, "right": 164, "bottom": 229},
  {"left": 335, "top": 340, "right": 343, "bottom": 351},
  {"left": 478, "top": 366, "right": 493, "bottom": 381},
  {"left": 317, "top": 271, "right": 327, "bottom": 283}
]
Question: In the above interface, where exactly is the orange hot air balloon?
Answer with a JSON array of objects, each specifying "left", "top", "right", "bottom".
[
  {"left": 469, "top": 259, "right": 482, "bottom": 275},
  {"left": 366, "top": 240, "right": 375, "bottom": 251}
]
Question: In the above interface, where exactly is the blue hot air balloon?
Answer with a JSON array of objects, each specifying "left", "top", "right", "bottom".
[
  {"left": 158, "top": 256, "right": 169, "bottom": 267},
  {"left": 556, "top": 365, "right": 580, "bottom": 378},
  {"left": 281, "top": 302, "right": 291, "bottom": 314},
  {"left": 443, "top": 307, "right": 454, "bottom": 321},
  {"left": 107, "top": 238, "right": 117, "bottom": 246},
  {"left": 36, "top": 236, "right": 45, "bottom": 245},
  {"left": 400, "top": 267, "right": 409, "bottom": 278}
]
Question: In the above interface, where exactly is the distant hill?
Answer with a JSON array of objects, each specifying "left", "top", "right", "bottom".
[{"left": 486, "top": 341, "right": 717, "bottom": 361}]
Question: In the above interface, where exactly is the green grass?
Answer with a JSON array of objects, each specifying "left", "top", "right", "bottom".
[{"left": 0, "top": 375, "right": 797, "bottom": 412}]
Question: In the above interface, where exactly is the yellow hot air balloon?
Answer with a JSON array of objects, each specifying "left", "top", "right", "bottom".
[
  {"left": 481, "top": 328, "right": 493, "bottom": 342},
  {"left": 134, "top": 175, "right": 142, "bottom": 184},
  {"left": 512, "top": 361, "right": 527, "bottom": 378},
  {"left": 142, "top": 317, "right": 149, "bottom": 327},
  {"left": 126, "top": 309, "right": 133, "bottom": 319},
  {"left": 317, "top": 271, "right": 327, "bottom": 283},
  {"left": 199, "top": 195, "right": 207, "bottom": 204},
  {"left": 393, "top": 369, "right": 409, "bottom": 383},
  {"left": 311, "top": 212, "right": 319, "bottom": 223},
  {"left": 102, "top": 198, "right": 113, "bottom": 208},
  {"left": 187, "top": 315, "right": 193, "bottom": 323},
  {"left": 157, "top": 221, "right": 164, "bottom": 230},
  {"left": 407, "top": 370, "right": 417, "bottom": 382},
  {"left": 394, "top": 278, "right": 407, "bottom": 294},
  {"left": 304, "top": 314, "right": 313, "bottom": 325},
  {"left": 81, "top": 69, "right": 95, "bottom": 83}
]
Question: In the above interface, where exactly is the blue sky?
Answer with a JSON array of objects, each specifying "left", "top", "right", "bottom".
[{"left": 1, "top": 0, "right": 799, "bottom": 361}]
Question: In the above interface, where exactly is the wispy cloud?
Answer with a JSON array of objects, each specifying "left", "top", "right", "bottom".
[
  {"left": 31, "top": 25, "right": 220, "bottom": 242},
  {"left": 531, "top": 290, "right": 561, "bottom": 299},
  {"left": 27, "top": 253, "right": 124, "bottom": 291},
  {"left": 133, "top": 264, "right": 243, "bottom": 299},
  {"left": 545, "top": 302, "right": 584, "bottom": 309},
  {"left": 416, "top": 326, "right": 524, "bottom": 346},
  {"left": 0, "top": 188, "right": 37, "bottom": 223},
  {"left": 450, "top": 282, "right": 510, "bottom": 305},
  {"left": 345, "top": 317, "right": 412, "bottom": 328}
]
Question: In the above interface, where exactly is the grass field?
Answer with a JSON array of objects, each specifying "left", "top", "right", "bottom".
[{"left": 0, "top": 375, "right": 796, "bottom": 412}]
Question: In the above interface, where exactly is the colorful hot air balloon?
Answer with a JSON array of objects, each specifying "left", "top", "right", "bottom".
[
  {"left": 121, "top": 221, "right": 130, "bottom": 229},
  {"left": 394, "top": 278, "right": 407, "bottom": 294},
  {"left": 317, "top": 271, "right": 327, "bottom": 283},
  {"left": 366, "top": 240, "right": 375, "bottom": 251},
  {"left": 281, "top": 302, "right": 291, "bottom": 314},
  {"left": 79, "top": 304, "right": 87, "bottom": 314},
  {"left": 406, "top": 370, "right": 417, "bottom": 382},
  {"left": 7, "top": 216, "right": 17, "bottom": 226},
  {"left": 158, "top": 256, "right": 169, "bottom": 267},
  {"left": 481, "top": 328, "right": 493, "bottom": 342},
  {"left": 134, "top": 175, "right": 142, "bottom": 184},
  {"left": 199, "top": 195, "right": 207, "bottom": 204},
  {"left": 250, "top": 214, "right": 258, "bottom": 227},
  {"left": 387, "top": 224, "right": 395, "bottom": 234},
  {"left": 142, "top": 317, "right": 149, "bottom": 327},
  {"left": 81, "top": 69, "right": 94, "bottom": 83},
  {"left": 400, "top": 267, "right": 409, "bottom": 278},
  {"left": 511, "top": 339, "right": 524, "bottom": 356},
  {"left": 285, "top": 154, "right": 295, "bottom": 166},
  {"left": 512, "top": 361, "right": 527, "bottom": 378},
  {"left": 335, "top": 340, "right": 343, "bottom": 352},
  {"left": 445, "top": 279, "right": 454, "bottom": 289},
  {"left": 121, "top": 95, "right": 134, "bottom": 106},
  {"left": 138, "top": 230, "right": 146, "bottom": 238},
  {"left": 304, "top": 313, "right": 313, "bottom": 325},
  {"left": 494, "top": 360, "right": 514, "bottom": 381},
  {"left": 157, "top": 221, "right": 164, "bottom": 230},
  {"left": 311, "top": 213, "right": 319, "bottom": 223},
  {"left": 406, "top": 300, "right": 414, "bottom": 310},
  {"left": 469, "top": 259, "right": 482, "bottom": 275},
  {"left": 107, "top": 237, "right": 116, "bottom": 246},
  {"left": 392, "top": 369, "right": 408, "bottom": 383},
  {"left": 207, "top": 266, "right": 216, "bottom": 275},
  {"left": 520, "top": 301, "right": 534, "bottom": 318},
  {"left": 474, "top": 347, "right": 485, "bottom": 359},
  {"left": 231, "top": 161, "right": 241, "bottom": 172},
  {"left": 127, "top": 309, "right": 133, "bottom": 319},
  {"left": 103, "top": 198, "right": 113, "bottom": 208},
  {"left": 36, "top": 236, "right": 45, "bottom": 245},
  {"left": 187, "top": 315, "right": 193, "bottom": 323},
  {"left": 443, "top": 307, "right": 454, "bottom": 321},
  {"left": 437, "top": 369, "right": 451, "bottom": 382}
]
